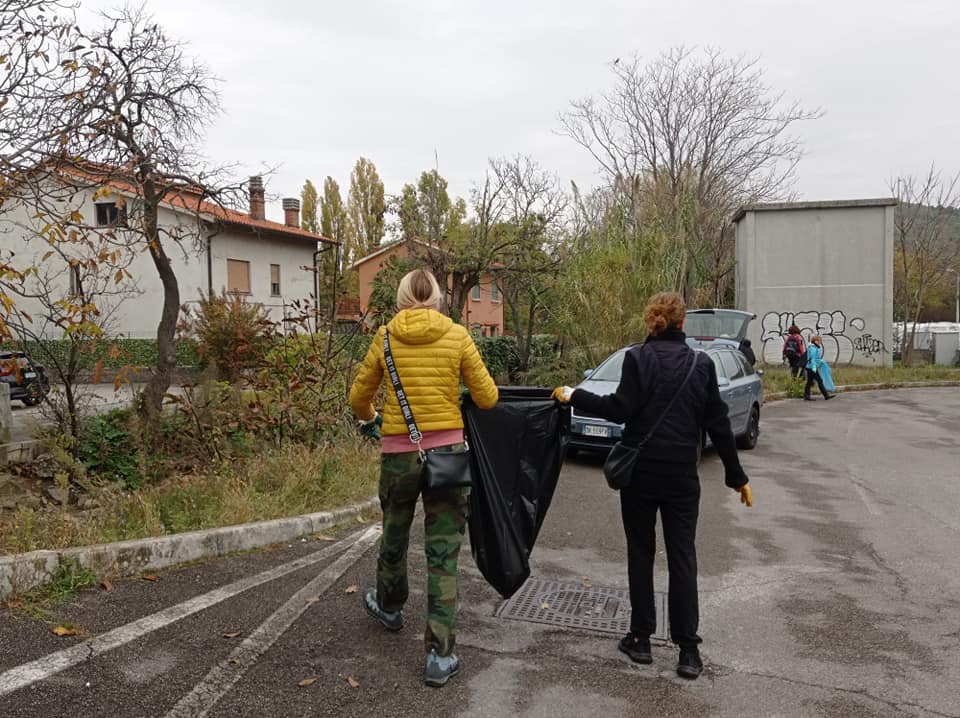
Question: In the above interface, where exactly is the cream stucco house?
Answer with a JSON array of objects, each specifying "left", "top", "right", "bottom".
[{"left": 0, "top": 172, "right": 337, "bottom": 339}]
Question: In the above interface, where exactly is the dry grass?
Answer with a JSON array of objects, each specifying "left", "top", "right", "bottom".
[
  {"left": 0, "top": 437, "right": 380, "bottom": 555},
  {"left": 761, "top": 363, "right": 960, "bottom": 395}
]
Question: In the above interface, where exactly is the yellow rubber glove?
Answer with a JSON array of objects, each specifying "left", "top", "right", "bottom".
[
  {"left": 551, "top": 386, "right": 573, "bottom": 403},
  {"left": 738, "top": 484, "right": 753, "bottom": 507}
]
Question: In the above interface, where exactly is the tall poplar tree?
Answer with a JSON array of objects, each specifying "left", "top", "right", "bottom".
[
  {"left": 320, "top": 177, "right": 347, "bottom": 244},
  {"left": 300, "top": 179, "right": 319, "bottom": 234},
  {"left": 345, "top": 157, "right": 385, "bottom": 263}
]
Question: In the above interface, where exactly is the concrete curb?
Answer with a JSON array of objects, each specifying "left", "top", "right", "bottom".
[
  {"left": 0, "top": 496, "right": 379, "bottom": 602},
  {"left": 763, "top": 380, "right": 960, "bottom": 404}
]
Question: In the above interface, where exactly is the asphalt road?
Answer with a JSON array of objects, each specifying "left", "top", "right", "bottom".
[
  {"left": 1, "top": 387, "right": 958, "bottom": 717},
  {"left": 7, "top": 383, "right": 169, "bottom": 442}
]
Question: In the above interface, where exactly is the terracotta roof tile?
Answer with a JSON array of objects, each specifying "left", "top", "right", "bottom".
[{"left": 53, "top": 163, "right": 337, "bottom": 245}]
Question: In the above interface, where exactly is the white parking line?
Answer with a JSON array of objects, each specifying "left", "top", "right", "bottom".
[
  {"left": 0, "top": 525, "right": 375, "bottom": 698},
  {"left": 165, "top": 525, "right": 380, "bottom": 718}
]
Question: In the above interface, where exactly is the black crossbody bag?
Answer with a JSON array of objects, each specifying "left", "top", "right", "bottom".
[
  {"left": 603, "top": 351, "right": 698, "bottom": 490},
  {"left": 382, "top": 330, "right": 472, "bottom": 490}
]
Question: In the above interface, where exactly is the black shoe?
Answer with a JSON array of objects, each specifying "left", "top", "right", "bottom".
[
  {"left": 803, "top": 396, "right": 813, "bottom": 401},
  {"left": 618, "top": 633, "right": 652, "bottom": 664},
  {"left": 677, "top": 648, "right": 703, "bottom": 679},
  {"left": 824, "top": 393, "right": 835, "bottom": 400}
]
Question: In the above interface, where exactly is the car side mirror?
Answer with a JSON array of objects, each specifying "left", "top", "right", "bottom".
[
  {"left": 716, "top": 376, "right": 731, "bottom": 388},
  {"left": 582, "top": 369, "right": 594, "bottom": 379}
]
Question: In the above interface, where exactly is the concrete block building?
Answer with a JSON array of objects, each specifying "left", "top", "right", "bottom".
[{"left": 734, "top": 199, "right": 896, "bottom": 367}]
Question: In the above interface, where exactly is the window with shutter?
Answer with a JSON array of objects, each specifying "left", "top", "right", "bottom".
[
  {"left": 270, "top": 264, "right": 281, "bottom": 296},
  {"left": 226, "top": 259, "right": 251, "bottom": 294}
]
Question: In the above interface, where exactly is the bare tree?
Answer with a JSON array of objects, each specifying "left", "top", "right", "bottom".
[
  {"left": 3, "top": 232, "right": 137, "bottom": 445},
  {"left": 51, "top": 6, "right": 242, "bottom": 422},
  {"left": 0, "top": 1, "right": 97, "bottom": 336},
  {"left": 891, "top": 167, "right": 960, "bottom": 362},
  {"left": 559, "top": 47, "right": 820, "bottom": 303},
  {"left": 488, "top": 155, "right": 568, "bottom": 373}
]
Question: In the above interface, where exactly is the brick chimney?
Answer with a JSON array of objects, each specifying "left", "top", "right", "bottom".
[
  {"left": 282, "top": 197, "right": 300, "bottom": 228},
  {"left": 248, "top": 176, "right": 265, "bottom": 221}
]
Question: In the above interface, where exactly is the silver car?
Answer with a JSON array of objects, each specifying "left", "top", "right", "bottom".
[{"left": 568, "top": 345, "right": 763, "bottom": 455}]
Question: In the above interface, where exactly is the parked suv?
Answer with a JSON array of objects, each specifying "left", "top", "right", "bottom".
[{"left": 0, "top": 350, "right": 50, "bottom": 406}]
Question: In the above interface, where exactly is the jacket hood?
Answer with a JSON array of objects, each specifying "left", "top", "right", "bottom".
[{"left": 386, "top": 308, "right": 455, "bottom": 345}]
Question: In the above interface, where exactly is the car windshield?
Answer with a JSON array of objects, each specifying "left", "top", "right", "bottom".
[
  {"left": 684, "top": 311, "right": 751, "bottom": 340},
  {"left": 589, "top": 350, "right": 626, "bottom": 382}
]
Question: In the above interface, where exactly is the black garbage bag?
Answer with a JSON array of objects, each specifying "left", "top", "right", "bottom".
[{"left": 462, "top": 387, "right": 570, "bottom": 598}]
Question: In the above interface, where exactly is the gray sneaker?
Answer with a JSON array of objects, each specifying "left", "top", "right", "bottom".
[
  {"left": 362, "top": 588, "right": 404, "bottom": 631},
  {"left": 424, "top": 649, "right": 460, "bottom": 687}
]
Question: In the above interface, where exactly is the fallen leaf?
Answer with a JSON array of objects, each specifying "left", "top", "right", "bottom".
[
  {"left": 344, "top": 585, "right": 359, "bottom": 594},
  {"left": 141, "top": 574, "right": 159, "bottom": 582},
  {"left": 347, "top": 676, "right": 360, "bottom": 688},
  {"left": 304, "top": 596, "right": 320, "bottom": 605},
  {"left": 100, "top": 578, "right": 114, "bottom": 592},
  {"left": 317, "top": 534, "right": 336, "bottom": 542},
  {"left": 356, "top": 515, "right": 365, "bottom": 524},
  {"left": 228, "top": 658, "right": 240, "bottom": 665},
  {"left": 540, "top": 602, "right": 551, "bottom": 610},
  {"left": 298, "top": 677, "right": 317, "bottom": 688},
  {"left": 52, "top": 625, "right": 81, "bottom": 637},
  {"left": 222, "top": 631, "right": 241, "bottom": 639}
]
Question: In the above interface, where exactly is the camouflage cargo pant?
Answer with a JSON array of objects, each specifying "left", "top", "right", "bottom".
[{"left": 377, "top": 444, "right": 469, "bottom": 657}]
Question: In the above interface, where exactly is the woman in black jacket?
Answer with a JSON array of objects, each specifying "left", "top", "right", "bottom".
[{"left": 553, "top": 292, "right": 753, "bottom": 679}]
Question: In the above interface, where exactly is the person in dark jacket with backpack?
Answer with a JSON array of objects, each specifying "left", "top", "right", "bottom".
[
  {"left": 782, "top": 325, "right": 806, "bottom": 378},
  {"left": 552, "top": 292, "right": 753, "bottom": 680}
]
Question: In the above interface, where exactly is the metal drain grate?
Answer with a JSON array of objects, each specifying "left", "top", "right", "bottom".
[{"left": 495, "top": 577, "right": 668, "bottom": 640}]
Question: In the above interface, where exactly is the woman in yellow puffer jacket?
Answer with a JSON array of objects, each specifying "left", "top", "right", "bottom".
[{"left": 349, "top": 268, "right": 498, "bottom": 688}]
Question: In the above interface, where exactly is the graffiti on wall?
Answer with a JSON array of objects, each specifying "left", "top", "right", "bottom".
[{"left": 760, "top": 310, "right": 888, "bottom": 365}]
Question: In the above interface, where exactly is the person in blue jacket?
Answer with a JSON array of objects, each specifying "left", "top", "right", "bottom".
[{"left": 804, "top": 335, "right": 835, "bottom": 401}]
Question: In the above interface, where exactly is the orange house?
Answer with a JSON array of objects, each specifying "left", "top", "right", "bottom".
[{"left": 350, "top": 239, "right": 505, "bottom": 337}]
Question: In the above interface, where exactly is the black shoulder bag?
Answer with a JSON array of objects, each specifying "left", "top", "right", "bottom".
[
  {"left": 383, "top": 329, "right": 472, "bottom": 490},
  {"left": 603, "top": 351, "right": 698, "bottom": 490}
]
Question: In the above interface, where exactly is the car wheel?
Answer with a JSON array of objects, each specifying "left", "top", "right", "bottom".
[
  {"left": 21, "top": 383, "right": 45, "bottom": 407},
  {"left": 737, "top": 405, "right": 759, "bottom": 450}
]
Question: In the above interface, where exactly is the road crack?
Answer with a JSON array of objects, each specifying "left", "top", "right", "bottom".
[{"left": 733, "top": 667, "right": 960, "bottom": 718}]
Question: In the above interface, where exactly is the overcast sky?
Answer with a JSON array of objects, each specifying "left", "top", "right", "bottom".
[{"left": 80, "top": 0, "right": 960, "bottom": 225}]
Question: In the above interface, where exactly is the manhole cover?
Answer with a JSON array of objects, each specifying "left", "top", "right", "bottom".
[{"left": 495, "top": 577, "right": 668, "bottom": 639}]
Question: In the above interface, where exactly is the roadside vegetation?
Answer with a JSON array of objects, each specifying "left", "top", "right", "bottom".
[
  {"left": 759, "top": 364, "right": 960, "bottom": 396},
  {"left": 0, "top": 295, "right": 380, "bottom": 555}
]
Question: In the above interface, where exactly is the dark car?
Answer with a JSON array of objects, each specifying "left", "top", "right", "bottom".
[
  {"left": 0, "top": 350, "right": 50, "bottom": 406},
  {"left": 568, "top": 344, "right": 763, "bottom": 456}
]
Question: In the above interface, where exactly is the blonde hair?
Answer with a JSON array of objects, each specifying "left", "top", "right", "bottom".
[
  {"left": 396, "top": 269, "right": 442, "bottom": 310},
  {"left": 644, "top": 291, "right": 686, "bottom": 336}
]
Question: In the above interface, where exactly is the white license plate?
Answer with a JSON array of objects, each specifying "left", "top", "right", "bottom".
[
  {"left": 24, "top": 372, "right": 36, "bottom": 379},
  {"left": 583, "top": 425, "right": 610, "bottom": 438}
]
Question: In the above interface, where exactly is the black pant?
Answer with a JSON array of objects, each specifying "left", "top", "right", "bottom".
[
  {"left": 620, "top": 472, "right": 702, "bottom": 649},
  {"left": 804, "top": 368, "right": 829, "bottom": 399},
  {"left": 787, "top": 357, "right": 805, "bottom": 379}
]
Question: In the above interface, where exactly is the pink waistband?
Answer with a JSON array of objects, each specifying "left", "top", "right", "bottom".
[{"left": 381, "top": 428, "right": 465, "bottom": 454}]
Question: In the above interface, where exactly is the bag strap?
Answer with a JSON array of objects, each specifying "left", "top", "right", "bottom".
[
  {"left": 637, "top": 349, "right": 698, "bottom": 447},
  {"left": 382, "top": 330, "right": 423, "bottom": 449}
]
